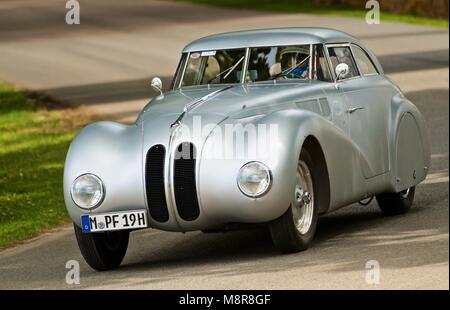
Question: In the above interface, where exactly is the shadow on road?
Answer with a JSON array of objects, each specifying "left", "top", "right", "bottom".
[
  {"left": 32, "top": 50, "right": 449, "bottom": 109},
  {"left": 112, "top": 189, "right": 447, "bottom": 285},
  {"left": 382, "top": 49, "right": 449, "bottom": 74},
  {"left": 36, "top": 76, "right": 174, "bottom": 106},
  {"left": 407, "top": 88, "right": 449, "bottom": 159}
]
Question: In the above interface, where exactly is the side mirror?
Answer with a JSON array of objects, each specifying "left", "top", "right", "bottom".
[
  {"left": 150, "top": 77, "right": 163, "bottom": 96},
  {"left": 335, "top": 63, "right": 349, "bottom": 81}
]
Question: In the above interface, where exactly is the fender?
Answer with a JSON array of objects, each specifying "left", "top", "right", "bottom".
[
  {"left": 264, "top": 109, "right": 370, "bottom": 212},
  {"left": 389, "top": 94, "right": 430, "bottom": 192},
  {"left": 198, "top": 108, "right": 369, "bottom": 225},
  {"left": 63, "top": 121, "right": 147, "bottom": 227}
]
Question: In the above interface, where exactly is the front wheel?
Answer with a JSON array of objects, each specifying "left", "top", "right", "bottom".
[
  {"left": 74, "top": 223, "right": 129, "bottom": 271},
  {"left": 269, "top": 149, "right": 318, "bottom": 253},
  {"left": 376, "top": 186, "right": 415, "bottom": 216}
]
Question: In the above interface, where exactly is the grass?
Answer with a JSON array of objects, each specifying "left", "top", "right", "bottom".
[
  {"left": 0, "top": 83, "right": 94, "bottom": 248},
  {"left": 178, "top": 0, "right": 449, "bottom": 28}
]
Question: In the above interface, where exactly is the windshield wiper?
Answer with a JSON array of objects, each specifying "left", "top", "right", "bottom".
[
  {"left": 271, "top": 55, "right": 311, "bottom": 80},
  {"left": 170, "top": 85, "right": 234, "bottom": 129},
  {"left": 206, "top": 56, "right": 245, "bottom": 84}
]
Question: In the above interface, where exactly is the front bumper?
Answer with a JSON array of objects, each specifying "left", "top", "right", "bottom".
[{"left": 64, "top": 120, "right": 294, "bottom": 232}]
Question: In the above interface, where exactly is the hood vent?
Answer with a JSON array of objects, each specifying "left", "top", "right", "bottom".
[{"left": 295, "top": 97, "right": 331, "bottom": 119}]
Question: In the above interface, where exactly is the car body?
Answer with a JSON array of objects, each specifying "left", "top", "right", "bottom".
[{"left": 64, "top": 28, "right": 430, "bottom": 270}]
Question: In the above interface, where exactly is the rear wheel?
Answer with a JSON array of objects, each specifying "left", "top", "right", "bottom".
[
  {"left": 73, "top": 223, "right": 129, "bottom": 271},
  {"left": 269, "top": 149, "right": 318, "bottom": 253},
  {"left": 376, "top": 186, "right": 415, "bottom": 216}
]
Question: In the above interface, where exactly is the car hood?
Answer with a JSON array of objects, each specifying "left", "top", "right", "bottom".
[
  {"left": 139, "top": 81, "right": 325, "bottom": 152},
  {"left": 140, "top": 81, "right": 324, "bottom": 123}
]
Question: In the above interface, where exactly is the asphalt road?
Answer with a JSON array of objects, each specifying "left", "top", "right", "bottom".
[{"left": 0, "top": 0, "right": 448, "bottom": 289}]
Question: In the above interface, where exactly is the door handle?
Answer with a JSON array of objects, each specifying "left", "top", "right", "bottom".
[{"left": 347, "top": 107, "right": 365, "bottom": 114}]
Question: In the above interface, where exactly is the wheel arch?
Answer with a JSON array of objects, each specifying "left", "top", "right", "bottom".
[
  {"left": 265, "top": 107, "right": 367, "bottom": 213},
  {"left": 301, "top": 135, "right": 331, "bottom": 215},
  {"left": 389, "top": 94, "right": 430, "bottom": 192}
]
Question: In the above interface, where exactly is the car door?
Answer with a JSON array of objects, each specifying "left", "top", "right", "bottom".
[
  {"left": 312, "top": 44, "right": 350, "bottom": 135},
  {"left": 326, "top": 44, "right": 390, "bottom": 179}
]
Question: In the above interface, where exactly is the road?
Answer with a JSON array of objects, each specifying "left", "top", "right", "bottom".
[{"left": 0, "top": 0, "right": 448, "bottom": 289}]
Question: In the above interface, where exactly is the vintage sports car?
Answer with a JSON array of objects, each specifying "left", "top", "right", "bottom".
[{"left": 64, "top": 28, "right": 430, "bottom": 270}]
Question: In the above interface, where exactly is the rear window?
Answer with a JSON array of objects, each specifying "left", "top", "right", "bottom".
[{"left": 352, "top": 45, "right": 378, "bottom": 76}]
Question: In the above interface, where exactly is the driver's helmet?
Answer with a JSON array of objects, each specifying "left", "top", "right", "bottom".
[{"left": 279, "top": 46, "right": 310, "bottom": 77}]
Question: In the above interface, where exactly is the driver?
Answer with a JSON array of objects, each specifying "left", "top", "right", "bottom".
[{"left": 279, "top": 47, "right": 310, "bottom": 78}]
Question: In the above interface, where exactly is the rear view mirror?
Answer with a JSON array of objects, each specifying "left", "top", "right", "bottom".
[
  {"left": 335, "top": 63, "right": 349, "bottom": 81},
  {"left": 150, "top": 77, "right": 163, "bottom": 96}
]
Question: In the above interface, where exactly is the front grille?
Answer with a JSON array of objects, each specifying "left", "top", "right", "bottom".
[
  {"left": 145, "top": 144, "right": 169, "bottom": 222},
  {"left": 174, "top": 142, "right": 200, "bottom": 221}
]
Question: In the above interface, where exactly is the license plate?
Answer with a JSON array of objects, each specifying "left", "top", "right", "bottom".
[{"left": 81, "top": 210, "right": 148, "bottom": 233}]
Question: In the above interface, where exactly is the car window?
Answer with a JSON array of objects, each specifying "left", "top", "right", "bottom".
[
  {"left": 351, "top": 45, "right": 378, "bottom": 76},
  {"left": 327, "top": 46, "right": 359, "bottom": 80},
  {"left": 312, "top": 45, "right": 332, "bottom": 82},
  {"left": 181, "top": 49, "right": 246, "bottom": 86},
  {"left": 247, "top": 45, "right": 311, "bottom": 82}
]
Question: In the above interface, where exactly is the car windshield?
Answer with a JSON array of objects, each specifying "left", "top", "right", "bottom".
[
  {"left": 181, "top": 49, "right": 246, "bottom": 87},
  {"left": 246, "top": 45, "right": 311, "bottom": 82},
  {"left": 175, "top": 44, "right": 322, "bottom": 87}
]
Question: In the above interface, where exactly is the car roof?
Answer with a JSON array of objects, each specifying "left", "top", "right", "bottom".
[
  {"left": 181, "top": 27, "right": 384, "bottom": 74},
  {"left": 182, "top": 27, "right": 361, "bottom": 52}
]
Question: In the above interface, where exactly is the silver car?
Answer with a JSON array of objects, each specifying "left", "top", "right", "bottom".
[{"left": 64, "top": 28, "right": 430, "bottom": 271}]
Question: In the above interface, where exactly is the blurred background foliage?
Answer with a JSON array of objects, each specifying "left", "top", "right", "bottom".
[
  {"left": 310, "top": 0, "right": 448, "bottom": 19},
  {"left": 180, "top": 0, "right": 448, "bottom": 27}
]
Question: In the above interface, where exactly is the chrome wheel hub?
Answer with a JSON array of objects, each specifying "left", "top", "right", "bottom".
[{"left": 292, "top": 160, "right": 314, "bottom": 235}]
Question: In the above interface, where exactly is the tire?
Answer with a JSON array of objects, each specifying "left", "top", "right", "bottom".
[
  {"left": 376, "top": 186, "right": 415, "bottom": 216},
  {"left": 269, "top": 149, "right": 319, "bottom": 253},
  {"left": 73, "top": 223, "right": 129, "bottom": 271}
]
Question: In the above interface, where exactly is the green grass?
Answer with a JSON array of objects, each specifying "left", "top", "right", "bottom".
[
  {"left": 0, "top": 83, "right": 90, "bottom": 247},
  {"left": 178, "top": 0, "right": 449, "bottom": 28}
]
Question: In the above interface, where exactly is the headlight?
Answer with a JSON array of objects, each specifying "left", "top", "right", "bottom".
[
  {"left": 237, "top": 161, "right": 272, "bottom": 197},
  {"left": 71, "top": 174, "right": 104, "bottom": 209}
]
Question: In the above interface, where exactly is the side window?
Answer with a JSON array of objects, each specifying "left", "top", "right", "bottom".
[
  {"left": 312, "top": 44, "right": 332, "bottom": 82},
  {"left": 327, "top": 46, "right": 359, "bottom": 80},
  {"left": 351, "top": 45, "right": 378, "bottom": 76}
]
